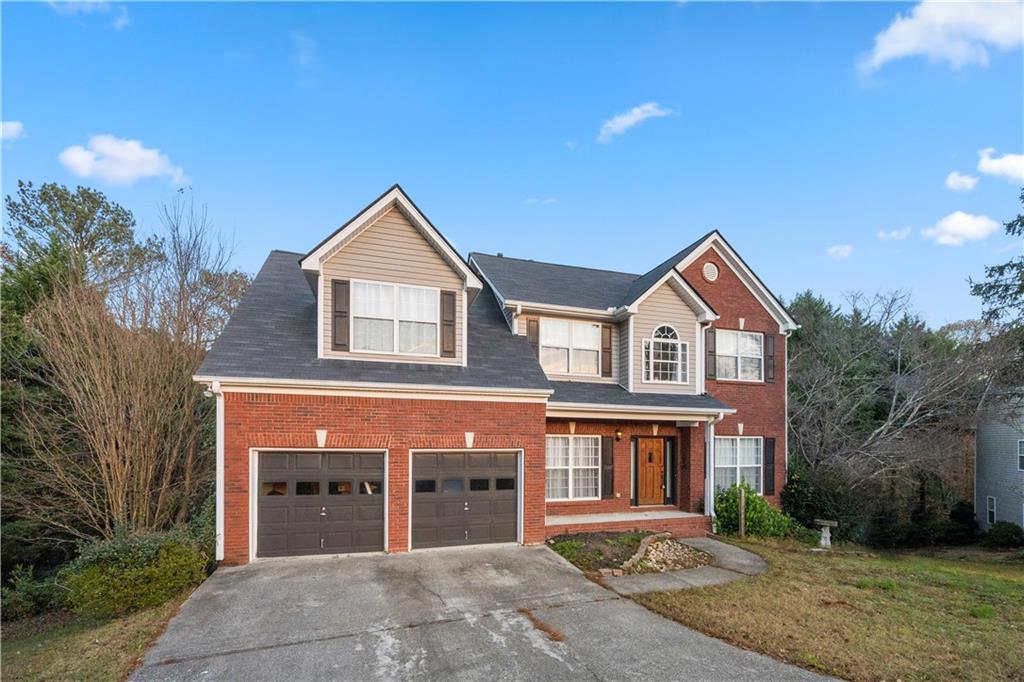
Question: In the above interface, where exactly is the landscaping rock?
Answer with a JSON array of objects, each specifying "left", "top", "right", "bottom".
[{"left": 631, "top": 539, "right": 713, "bottom": 574}]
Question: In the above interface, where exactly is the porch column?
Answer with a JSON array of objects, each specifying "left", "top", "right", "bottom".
[{"left": 704, "top": 419, "right": 715, "bottom": 517}]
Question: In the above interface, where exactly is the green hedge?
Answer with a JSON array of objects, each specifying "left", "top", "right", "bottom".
[
  {"left": 60, "top": 540, "right": 205, "bottom": 618},
  {"left": 715, "top": 482, "right": 815, "bottom": 541},
  {"left": 981, "top": 521, "right": 1024, "bottom": 549},
  {"left": 59, "top": 530, "right": 207, "bottom": 619}
]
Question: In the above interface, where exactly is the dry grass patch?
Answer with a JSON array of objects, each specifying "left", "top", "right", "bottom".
[
  {"left": 1, "top": 597, "right": 185, "bottom": 682},
  {"left": 633, "top": 539, "right": 1024, "bottom": 681}
]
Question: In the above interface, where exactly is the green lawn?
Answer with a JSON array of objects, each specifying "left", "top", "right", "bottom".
[
  {"left": 2, "top": 597, "right": 184, "bottom": 682},
  {"left": 633, "top": 539, "right": 1024, "bottom": 681}
]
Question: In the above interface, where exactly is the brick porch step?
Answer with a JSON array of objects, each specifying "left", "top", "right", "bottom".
[{"left": 544, "top": 510, "right": 712, "bottom": 538}]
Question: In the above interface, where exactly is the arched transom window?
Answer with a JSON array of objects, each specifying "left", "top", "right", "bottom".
[{"left": 643, "top": 325, "right": 688, "bottom": 383}]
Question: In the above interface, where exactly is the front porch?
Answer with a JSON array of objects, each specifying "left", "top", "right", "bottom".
[{"left": 544, "top": 509, "right": 712, "bottom": 538}]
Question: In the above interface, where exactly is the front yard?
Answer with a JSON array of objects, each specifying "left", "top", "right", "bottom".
[
  {"left": 633, "top": 538, "right": 1024, "bottom": 681},
  {"left": 1, "top": 597, "right": 184, "bottom": 681}
]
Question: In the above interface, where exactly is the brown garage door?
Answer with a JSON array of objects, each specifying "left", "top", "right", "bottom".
[
  {"left": 411, "top": 451, "right": 518, "bottom": 549},
  {"left": 257, "top": 451, "right": 385, "bottom": 558}
]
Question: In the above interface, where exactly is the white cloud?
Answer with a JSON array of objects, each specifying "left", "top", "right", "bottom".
[
  {"left": 877, "top": 227, "right": 911, "bottom": 242},
  {"left": 525, "top": 197, "right": 557, "bottom": 206},
  {"left": 922, "top": 211, "right": 999, "bottom": 246},
  {"left": 859, "top": 1, "right": 1023, "bottom": 74},
  {"left": 564, "top": 140, "right": 577, "bottom": 150},
  {"left": 58, "top": 134, "right": 188, "bottom": 185},
  {"left": 290, "top": 31, "right": 317, "bottom": 69},
  {"left": 1, "top": 121, "right": 25, "bottom": 141},
  {"left": 977, "top": 147, "right": 1024, "bottom": 183},
  {"left": 48, "top": 1, "right": 111, "bottom": 16},
  {"left": 113, "top": 5, "right": 130, "bottom": 30},
  {"left": 596, "top": 102, "right": 673, "bottom": 144},
  {"left": 944, "top": 170, "right": 978, "bottom": 191},
  {"left": 826, "top": 244, "right": 854, "bottom": 260},
  {"left": 49, "top": 1, "right": 130, "bottom": 30}
]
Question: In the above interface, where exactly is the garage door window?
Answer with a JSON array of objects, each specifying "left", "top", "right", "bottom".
[
  {"left": 360, "top": 481, "right": 382, "bottom": 495},
  {"left": 328, "top": 481, "right": 352, "bottom": 495},
  {"left": 415, "top": 479, "right": 436, "bottom": 493},
  {"left": 470, "top": 478, "right": 490, "bottom": 491},
  {"left": 545, "top": 435, "right": 601, "bottom": 501},
  {"left": 296, "top": 481, "right": 320, "bottom": 495},
  {"left": 442, "top": 478, "right": 464, "bottom": 493},
  {"left": 496, "top": 477, "right": 515, "bottom": 490},
  {"left": 261, "top": 482, "right": 287, "bottom": 496}
]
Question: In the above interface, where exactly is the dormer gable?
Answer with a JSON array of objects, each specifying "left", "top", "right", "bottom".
[{"left": 304, "top": 185, "right": 482, "bottom": 365}]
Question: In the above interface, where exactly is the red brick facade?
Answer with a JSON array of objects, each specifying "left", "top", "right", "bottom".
[
  {"left": 683, "top": 248, "right": 788, "bottom": 505},
  {"left": 217, "top": 245, "right": 787, "bottom": 564},
  {"left": 221, "top": 392, "right": 547, "bottom": 564}
]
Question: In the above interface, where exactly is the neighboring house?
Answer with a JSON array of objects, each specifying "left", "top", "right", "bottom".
[
  {"left": 975, "top": 403, "right": 1024, "bottom": 531},
  {"left": 196, "top": 185, "right": 798, "bottom": 564}
]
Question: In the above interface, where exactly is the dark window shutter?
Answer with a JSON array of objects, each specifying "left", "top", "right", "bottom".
[
  {"left": 765, "top": 335, "right": 776, "bottom": 383},
  {"left": 601, "top": 436, "right": 615, "bottom": 499},
  {"left": 526, "top": 317, "right": 540, "bottom": 357},
  {"left": 332, "top": 280, "right": 350, "bottom": 351},
  {"left": 705, "top": 327, "right": 717, "bottom": 380},
  {"left": 440, "top": 291, "right": 457, "bottom": 358},
  {"left": 763, "top": 437, "right": 776, "bottom": 495},
  {"left": 601, "top": 325, "right": 613, "bottom": 377}
]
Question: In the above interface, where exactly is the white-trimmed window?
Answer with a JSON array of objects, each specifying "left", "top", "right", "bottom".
[
  {"left": 987, "top": 496, "right": 996, "bottom": 525},
  {"left": 539, "top": 319, "right": 601, "bottom": 376},
  {"left": 545, "top": 435, "right": 601, "bottom": 500},
  {"left": 714, "top": 436, "right": 762, "bottom": 493},
  {"left": 716, "top": 329, "right": 763, "bottom": 381},
  {"left": 1018, "top": 440, "right": 1024, "bottom": 471},
  {"left": 351, "top": 281, "right": 438, "bottom": 355},
  {"left": 643, "top": 325, "right": 688, "bottom": 383}
]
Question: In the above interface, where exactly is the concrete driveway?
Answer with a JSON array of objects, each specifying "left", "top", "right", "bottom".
[{"left": 133, "top": 545, "right": 821, "bottom": 681}]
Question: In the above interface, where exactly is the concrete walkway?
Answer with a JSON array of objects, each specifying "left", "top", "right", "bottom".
[{"left": 601, "top": 536, "right": 768, "bottom": 595}]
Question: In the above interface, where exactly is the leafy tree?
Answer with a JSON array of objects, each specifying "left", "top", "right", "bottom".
[
  {"left": 970, "top": 189, "right": 1024, "bottom": 326},
  {"left": 4, "top": 181, "right": 161, "bottom": 288}
]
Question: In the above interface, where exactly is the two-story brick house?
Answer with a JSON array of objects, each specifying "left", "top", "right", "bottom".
[{"left": 196, "top": 185, "right": 798, "bottom": 564}]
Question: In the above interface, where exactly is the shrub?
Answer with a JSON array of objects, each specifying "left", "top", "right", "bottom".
[
  {"left": 715, "top": 482, "right": 810, "bottom": 539},
  {"left": 189, "top": 492, "right": 216, "bottom": 573},
  {"left": 981, "top": 521, "right": 1024, "bottom": 549},
  {"left": 0, "top": 565, "right": 61, "bottom": 621},
  {"left": 61, "top": 530, "right": 206, "bottom": 619}
]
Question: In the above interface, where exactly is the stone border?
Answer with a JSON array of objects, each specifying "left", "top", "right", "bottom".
[
  {"left": 620, "top": 531, "right": 672, "bottom": 572},
  {"left": 598, "top": 537, "right": 768, "bottom": 595}
]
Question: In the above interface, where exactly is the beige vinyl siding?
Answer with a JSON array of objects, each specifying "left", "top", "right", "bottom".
[
  {"left": 321, "top": 207, "right": 463, "bottom": 364},
  {"left": 516, "top": 315, "right": 619, "bottom": 383},
  {"left": 632, "top": 282, "right": 698, "bottom": 394}
]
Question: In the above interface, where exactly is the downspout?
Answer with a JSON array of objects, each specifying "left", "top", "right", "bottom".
[
  {"left": 705, "top": 410, "right": 726, "bottom": 518},
  {"left": 209, "top": 380, "right": 225, "bottom": 561}
]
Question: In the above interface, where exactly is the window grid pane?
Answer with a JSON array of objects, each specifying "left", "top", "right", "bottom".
[
  {"left": 398, "top": 286, "right": 438, "bottom": 323},
  {"left": 571, "top": 349, "right": 599, "bottom": 375},
  {"left": 398, "top": 321, "right": 437, "bottom": 354},
  {"left": 714, "top": 437, "right": 763, "bottom": 494},
  {"left": 351, "top": 282, "right": 394, "bottom": 318},
  {"left": 353, "top": 318, "right": 394, "bottom": 352},
  {"left": 545, "top": 436, "right": 600, "bottom": 500},
  {"left": 541, "top": 346, "right": 569, "bottom": 373}
]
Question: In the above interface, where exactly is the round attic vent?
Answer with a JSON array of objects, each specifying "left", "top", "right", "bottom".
[{"left": 702, "top": 262, "right": 720, "bottom": 282}]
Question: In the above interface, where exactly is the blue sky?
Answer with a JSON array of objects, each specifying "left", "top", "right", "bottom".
[{"left": 3, "top": 1, "right": 1022, "bottom": 326}]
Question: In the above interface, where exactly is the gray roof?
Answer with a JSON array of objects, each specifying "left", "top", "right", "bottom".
[
  {"left": 549, "top": 381, "right": 732, "bottom": 412},
  {"left": 470, "top": 253, "right": 638, "bottom": 310},
  {"left": 196, "top": 250, "right": 550, "bottom": 391},
  {"left": 470, "top": 231, "right": 715, "bottom": 311}
]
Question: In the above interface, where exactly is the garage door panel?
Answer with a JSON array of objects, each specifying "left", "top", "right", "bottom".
[
  {"left": 492, "top": 499, "right": 516, "bottom": 515},
  {"left": 261, "top": 453, "right": 289, "bottom": 470},
  {"left": 326, "top": 453, "right": 354, "bottom": 470},
  {"left": 294, "top": 453, "right": 322, "bottom": 470},
  {"left": 356, "top": 504, "right": 383, "bottom": 521},
  {"left": 493, "top": 453, "right": 516, "bottom": 468},
  {"left": 257, "top": 451, "right": 384, "bottom": 558},
  {"left": 440, "top": 453, "right": 465, "bottom": 468},
  {"left": 468, "top": 453, "right": 491, "bottom": 468}
]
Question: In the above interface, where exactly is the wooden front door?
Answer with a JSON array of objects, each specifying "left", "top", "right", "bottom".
[{"left": 637, "top": 438, "right": 665, "bottom": 505}]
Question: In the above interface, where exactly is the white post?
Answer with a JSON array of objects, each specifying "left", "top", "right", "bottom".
[
  {"left": 705, "top": 420, "right": 716, "bottom": 517},
  {"left": 214, "top": 381, "right": 225, "bottom": 561}
]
